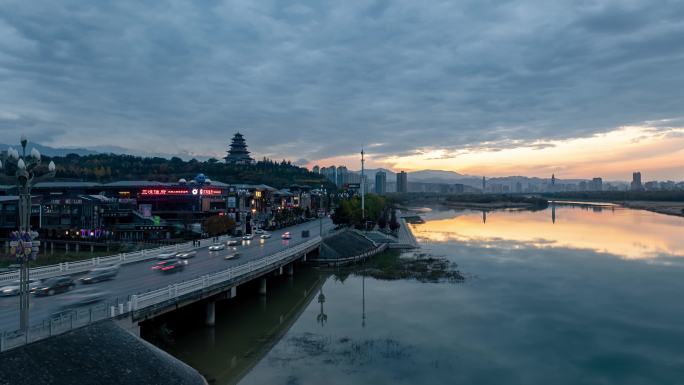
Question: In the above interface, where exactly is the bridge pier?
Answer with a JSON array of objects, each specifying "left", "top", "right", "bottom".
[
  {"left": 287, "top": 264, "right": 294, "bottom": 276},
  {"left": 205, "top": 301, "right": 216, "bottom": 326},
  {"left": 259, "top": 278, "right": 267, "bottom": 295}
]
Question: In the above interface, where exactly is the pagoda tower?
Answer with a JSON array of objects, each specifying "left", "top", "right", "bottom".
[{"left": 224, "top": 132, "right": 254, "bottom": 165}]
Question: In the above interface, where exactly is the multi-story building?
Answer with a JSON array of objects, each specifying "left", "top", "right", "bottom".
[
  {"left": 397, "top": 171, "right": 408, "bottom": 193},
  {"left": 589, "top": 177, "right": 603, "bottom": 191},
  {"left": 312, "top": 165, "right": 320, "bottom": 174},
  {"left": 375, "top": 171, "right": 387, "bottom": 195},
  {"left": 631, "top": 172, "right": 643, "bottom": 191}
]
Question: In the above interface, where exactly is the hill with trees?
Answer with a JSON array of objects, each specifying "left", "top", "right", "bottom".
[{"left": 44, "top": 153, "right": 332, "bottom": 189}]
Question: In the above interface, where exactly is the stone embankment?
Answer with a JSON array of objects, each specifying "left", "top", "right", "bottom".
[
  {"left": 310, "top": 231, "right": 388, "bottom": 266},
  {"left": 0, "top": 320, "right": 206, "bottom": 385}
]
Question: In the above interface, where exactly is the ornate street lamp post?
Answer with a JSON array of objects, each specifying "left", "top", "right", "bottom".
[{"left": 1, "top": 135, "right": 55, "bottom": 331}]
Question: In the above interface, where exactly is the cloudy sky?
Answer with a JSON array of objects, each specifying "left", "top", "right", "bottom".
[{"left": 1, "top": 0, "right": 683, "bottom": 179}]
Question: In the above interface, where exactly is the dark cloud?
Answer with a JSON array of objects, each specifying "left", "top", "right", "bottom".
[{"left": 0, "top": 0, "right": 682, "bottom": 161}]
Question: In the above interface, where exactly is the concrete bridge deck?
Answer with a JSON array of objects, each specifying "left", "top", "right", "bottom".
[{"left": 0, "top": 218, "right": 333, "bottom": 350}]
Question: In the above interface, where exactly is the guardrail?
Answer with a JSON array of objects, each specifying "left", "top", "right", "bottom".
[
  {"left": 0, "top": 235, "right": 240, "bottom": 283},
  {"left": 0, "top": 236, "right": 322, "bottom": 352},
  {"left": 309, "top": 242, "right": 388, "bottom": 266}
]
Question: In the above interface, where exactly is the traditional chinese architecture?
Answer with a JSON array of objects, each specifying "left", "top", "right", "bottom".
[{"left": 224, "top": 132, "right": 254, "bottom": 165}]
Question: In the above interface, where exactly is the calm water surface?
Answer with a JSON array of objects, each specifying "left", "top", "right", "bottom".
[{"left": 158, "top": 205, "right": 684, "bottom": 385}]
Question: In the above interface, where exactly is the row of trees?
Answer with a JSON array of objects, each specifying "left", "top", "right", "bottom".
[
  {"left": 331, "top": 194, "right": 399, "bottom": 231},
  {"left": 44, "top": 153, "right": 333, "bottom": 189}
]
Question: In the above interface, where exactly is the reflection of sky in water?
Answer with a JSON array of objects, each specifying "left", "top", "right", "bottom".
[
  {"left": 414, "top": 206, "right": 684, "bottom": 260},
  {"left": 237, "top": 207, "right": 684, "bottom": 385}
]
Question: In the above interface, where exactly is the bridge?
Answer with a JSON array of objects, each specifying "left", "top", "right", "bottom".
[{"left": 0, "top": 218, "right": 333, "bottom": 351}]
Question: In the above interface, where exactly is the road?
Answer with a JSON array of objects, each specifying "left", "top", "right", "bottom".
[{"left": 0, "top": 218, "right": 333, "bottom": 332}]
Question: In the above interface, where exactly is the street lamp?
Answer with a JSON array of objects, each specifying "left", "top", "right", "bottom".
[{"left": 1, "top": 136, "right": 56, "bottom": 331}]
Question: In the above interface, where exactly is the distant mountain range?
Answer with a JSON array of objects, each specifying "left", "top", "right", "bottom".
[{"left": 0, "top": 143, "right": 214, "bottom": 161}]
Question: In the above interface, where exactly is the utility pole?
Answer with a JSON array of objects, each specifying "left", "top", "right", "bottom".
[{"left": 361, "top": 149, "right": 365, "bottom": 223}]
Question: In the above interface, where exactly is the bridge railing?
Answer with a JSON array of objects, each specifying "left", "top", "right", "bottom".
[
  {"left": 0, "top": 237, "right": 220, "bottom": 283},
  {"left": 0, "top": 236, "right": 322, "bottom": 352},
  {"left": 132, "top": 238, "right": 320, "bottom": 310}
]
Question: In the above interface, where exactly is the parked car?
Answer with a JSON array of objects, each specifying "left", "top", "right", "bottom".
[
  {"left": 226, "top": 240, "right": 240, "bottom": 246},
  {"left": 33, "top": 277, "right": 75, "bottom": 296},
  {"left": 224, "top": 252, "right": 241, "bottom": 260},
  {"left": 156, "top": 252, "right": 178, "bottom": 261},
  {"left": 176, "top": 250, "right": 197, "bottom": 259},
  {"left": 53, "top": 289, "right": 110, "bottom": 315},
  {"left": 242, "top": 234, "right": 254, "bottom": 241},
  {"left": 260, "top": 233, "right": 272, "bottom": 239},
  {"left": 151, "top": 259, "right": 187, "bottom": 273},
  {"left": 0, "top": 279, "right": 39, "bottom": 296},
  {"left": 80, "top": 264, "right": 119, "bottom": 284},
  {"left": 209, "top": 243, "right": 226, "bottom": 251},
  {"left": 281, "top": 232, "right": 292, "bottom": 240}
]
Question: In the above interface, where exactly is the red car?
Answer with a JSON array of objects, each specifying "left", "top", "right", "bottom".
[{"left": 151, "top": 259, "right": 187, "bottom": 273}]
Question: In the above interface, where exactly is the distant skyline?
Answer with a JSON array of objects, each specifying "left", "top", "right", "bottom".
[{"left": 1, "top": 1, "right": 683, "bottom": 180}]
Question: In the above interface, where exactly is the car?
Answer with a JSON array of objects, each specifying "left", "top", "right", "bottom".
[
  {"left": 176, "top": 250, "right": 197, "bottom": 259},
  {"left": 33, "top": 277, "right": 75, "bottom": 296},
  {"left": 151, "top": 259, "right": 187, "bottom": 273},
  {"left": 226, "top": 240, "right": 240, "bottom": 246},
  {"left": 209, "top": 243, "right": 226, "bottom": 251},
  {"left": 80, "top": 264, "right": 119, "bottom": 284},
  {"left": 53, "top": 289, "right": 110, "bottom": 315},
  {"left": 224, "top": 252, "right": 241, "bottom": 260},
  {"left": 254, "top": 229, "right": 264, "bottom": 235},
  {"left": 156, "top": 252, "right": 178, "bottom": 261},
  {"left": 260, "top": 233, "right": 272, "bottom": 239},
  {"left": 0, "top": 279, "right": 39, "bottom": 296},
  {"left": 281, "top": 232, "right": 292, "bottom": 240},
  {"left": 242, "top": 234, "right": 254, "bottom": 241}
]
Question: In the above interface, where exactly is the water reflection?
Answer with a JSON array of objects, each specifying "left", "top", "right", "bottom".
[{"left": 414, "top": 205, "right": 684, "bottom": 259}]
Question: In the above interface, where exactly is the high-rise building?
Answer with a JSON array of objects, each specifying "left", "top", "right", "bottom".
[
  {"left": 312, "top": 165, "right": 320, "bottom": 174},
  {"left": 375, "top": 171, "right": 387, "bottom": 194},
  {"left": 224, "top": 132, "right": 254, "bottom": 165},
  {"left": 397, "top": 171, "right": 408, "bottom": 193},
  {"left": 336, "top": 166, "right": 348, "bottom": 187},
  {"left": 320, "top": 166, "right": 337, "bottom": 184},
  {"left": 631, "top": 172, "right": 643, "bottom": 191},
  {"left": 590, "top": 177, "right": 603, "bottom": 191}
]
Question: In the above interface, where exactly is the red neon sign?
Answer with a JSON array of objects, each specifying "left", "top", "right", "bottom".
[
  {"left": 140, "top": 188, "right": 190, "bottom": 196},
  {"left": 140, "top": 188, "right": 223, "bottom": 196}
]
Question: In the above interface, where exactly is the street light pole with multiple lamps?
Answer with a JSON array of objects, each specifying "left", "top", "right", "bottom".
[{"left": 0, "top": 135, "right": 55, "bottom": 331}]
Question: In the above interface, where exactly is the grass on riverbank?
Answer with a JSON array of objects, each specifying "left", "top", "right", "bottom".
[{"left": 352, "top": 249, "right": 465, "bottom": 283}]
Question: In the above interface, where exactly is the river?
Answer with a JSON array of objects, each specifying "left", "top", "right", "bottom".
[{"left": 147, "top": 204, "right": 684, "bottom": 385}]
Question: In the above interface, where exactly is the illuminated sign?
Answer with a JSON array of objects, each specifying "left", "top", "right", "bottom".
[{"left": 140, "top": 188, "right": 223, "bottom": 196}]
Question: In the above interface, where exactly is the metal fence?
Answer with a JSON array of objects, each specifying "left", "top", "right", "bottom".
[
  {"left": 0, "top": 236, "right": 321, "bottom": 352},
  {"left": 0, "top": 235, "right": 243, "bottom": 283}
]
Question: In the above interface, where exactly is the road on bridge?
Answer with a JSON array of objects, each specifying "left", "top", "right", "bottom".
[{"left": 0, "top": 218, "right": 334, "bottom": 332}]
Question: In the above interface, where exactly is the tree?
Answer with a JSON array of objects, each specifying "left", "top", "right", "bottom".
[
  {"left": 378, "top": 208, "right": 388, "bottom": 230},
  {"left": 204, "top": 216, "right": 236, "bottom": 236},
  {"left": 389, "top": 209, "right": 400, "bottom": 232}
]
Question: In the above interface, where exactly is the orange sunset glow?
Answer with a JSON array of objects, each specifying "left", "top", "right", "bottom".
[
  {"left": 412, "top": 206, "right": 684, "bottom": 260},
  {"left": 312, "top": 124, "right": 684, "bottom": 180}
]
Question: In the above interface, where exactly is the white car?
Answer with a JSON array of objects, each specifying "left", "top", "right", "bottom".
[
  {"left": 209, "top": 243, "right": 226, "bottom": 251},
  {"left": 177, "top": 250, "right": 197, "bottom": 259},
  {"left": 242, "top": 234, "right": 254, "bottom": 241},
  {"left": 226, "top": 240, "right": 240, "bottom": 246},
  {"left": 254, "top": 229, "right": 264, "bottom": 235},
  {"left": 260, "top": 233, "right": 272, "bottom": 239},
  {"left": 0, "top": 279, "right": 39, "bottom": 296},
  {"left": 224, "top": 252, "right": 241, "bottom": 260},
  {"left": 281, "top": 232, "right": 291, "bottom": 240}
]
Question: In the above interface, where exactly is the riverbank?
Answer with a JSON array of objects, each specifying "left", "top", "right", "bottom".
[{"left": 615, "top": 201, "right": 684, "bottom": 218}]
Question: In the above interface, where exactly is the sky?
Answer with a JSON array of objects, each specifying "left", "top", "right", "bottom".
[{"left": 0, "top": 0, "right": 683, "bottom": 180}]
